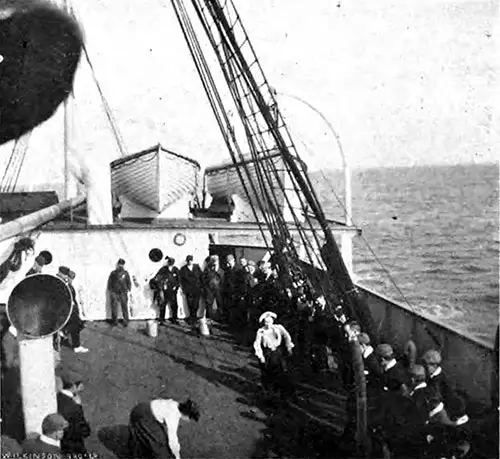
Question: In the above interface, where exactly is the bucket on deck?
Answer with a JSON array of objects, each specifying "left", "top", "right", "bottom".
[
  {"left": 147, "top": 320, "right": 158, "bottom": 338},
  {"left": 199, "top": 318, "right": 210, "bottom": 337}
]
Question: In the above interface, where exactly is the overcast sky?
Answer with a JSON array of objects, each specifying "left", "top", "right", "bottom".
[{"left": 1, "top": 0, "right": 497, "bottom": 188}]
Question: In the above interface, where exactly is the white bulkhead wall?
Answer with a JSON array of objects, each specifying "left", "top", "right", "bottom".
[{"left": 30, "top": 228, "right": 210, "bottom": 320}]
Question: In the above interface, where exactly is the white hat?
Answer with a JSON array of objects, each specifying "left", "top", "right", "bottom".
[{"left": 259, "top": 311, "right": 277, "bottom": 324}]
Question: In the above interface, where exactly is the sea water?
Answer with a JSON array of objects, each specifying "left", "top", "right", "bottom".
[{"left": 314, "top": 163, "right": 499, "bottom": 345}]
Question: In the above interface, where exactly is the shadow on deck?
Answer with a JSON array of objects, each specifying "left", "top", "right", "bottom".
[{"left": 58, "top": 321, "right": 348, "bottom": 459}]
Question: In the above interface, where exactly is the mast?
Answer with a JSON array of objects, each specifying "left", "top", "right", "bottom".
[
  {"left": 171, "top": 2, "right": 376, "bottom": 455},
  {"left": 63, "top": 0, "right": 78, "bottom": 201}
]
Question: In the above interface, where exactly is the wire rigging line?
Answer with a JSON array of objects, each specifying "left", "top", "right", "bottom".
[
  {"left": 287, "top": 124, "right": 433, "bottom": 321},
  {"left": 169, "top": 0, "right": 274, "bottom": 248},
  {"left": 82, "top": 46, "right": 129, "bottom": 158},
  {"left": 66, "top": 2, "right": 128, "bottom": 159},
  {"left": 184, "top": 0, "right": 359, "bottom": 313},
  {"left": 1, "top": 132, "right": 32, "bottom": 193}
]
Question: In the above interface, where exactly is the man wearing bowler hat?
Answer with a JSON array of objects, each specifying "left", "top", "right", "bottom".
[
  {"left": 22, "top": 413, "right": 68, "bottom": 454},
  {"left": 57, "top": 371, "right": 91, "bottom": 455}
]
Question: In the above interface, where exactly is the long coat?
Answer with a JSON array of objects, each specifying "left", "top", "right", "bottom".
[
  {"left": 1, "top": 330, "right": 19, "bottom": 370},
  {"left": 203, "top": 267, "right": 224, "bottom": 305},
  {"left": 65, "top": 283, "right": 84, "bottom": 333},
  {"left": 57, "top": 392, "right": 91, "bottom": 454},
  {"left": 179, "top": 264, "right": 203, "bottom": 296}
]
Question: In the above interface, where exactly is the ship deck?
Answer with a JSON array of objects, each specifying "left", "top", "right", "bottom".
[{"left": 59, "top": 321, "right": 348, "bottom": 459}]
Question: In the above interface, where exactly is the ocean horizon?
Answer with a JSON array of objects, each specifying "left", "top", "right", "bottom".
[{"left": 314, "top": 162, "right": 499, "bottom": 345}]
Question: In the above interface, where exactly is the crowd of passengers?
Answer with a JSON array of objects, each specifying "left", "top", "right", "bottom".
[
  {"left": 145, "top": 252, "right": 475, "bottom": 459},
  {"left": 0, "top": 251, "right": 487, "bottom": 458}
]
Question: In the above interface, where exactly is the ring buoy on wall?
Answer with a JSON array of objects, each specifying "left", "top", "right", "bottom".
[{"left": 173, "top": 232, "right": 186, "bottom": 246}]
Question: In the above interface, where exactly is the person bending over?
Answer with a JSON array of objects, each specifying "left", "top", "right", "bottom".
[{"left": 128, "top": 398, "right": 200, "bottom": 459}]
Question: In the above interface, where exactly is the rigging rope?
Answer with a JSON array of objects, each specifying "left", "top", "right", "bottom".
[
  {"left": 288, "top": 126, "right": 443, "bottom": 347},
  {"left": 171, "top": 0, "right": 359, "bottom": 320},
  {"left": 199, "top": 0, "right": 349, "bottom": 305},
  {"left": 169, "top": 0, "right": 273, "bottom": 247},
  {"left": 0, "top": 132, "right": 32, "bottom": 193},
  {"left": 82, "top": 46, "right": 128, "bottom": 158},
  {"left": 66, "top": 2, "right": 128, "bottom": 159}
]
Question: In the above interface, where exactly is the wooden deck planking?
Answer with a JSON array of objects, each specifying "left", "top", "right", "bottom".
[{"left": 57, "top": 321, "right": 348, "bottom": 458}]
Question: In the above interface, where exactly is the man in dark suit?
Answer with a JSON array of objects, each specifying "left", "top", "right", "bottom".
[
  {"left": 179, "top": 255, "right": 203, "bottom": 325},
  {"left": 1, "top": 323, "right": 19, "bottom": 371},
  {"left": 358, "top": 333, "right": 383, "bottom": 392},
  {"left": 223, "top": 255, "right": 246, "bottom": 327},
  {"left": 22, "top": 413, "right": 68, "bottom": 454},
  {"left": 25, "top": 254, "right": 46, "bottom": 276},
  {"left": 202, "top": 255, "right": 224, "bottom": 322},
  {"left": 377, "top": 365, "right": 439, "bottom": 457},
  {"left": 57, "top": 372, "right": 91, "bottom": 455},
  {"left": 422, "top": 349, "right": 457, "bottom": 409},
  {"left": 58, "top": 267, "right": 88, "bottom": 353},
  {"left": 1, "top": 322, "right": 24, "bottom": 442},
  {"left": 153, "top": 257, "right": 181, "bottom": 325},
  {"left": 376, "top": 343, "right": 409, "bottom": 395}
]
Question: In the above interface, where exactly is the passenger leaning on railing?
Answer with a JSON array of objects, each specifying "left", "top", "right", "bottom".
[
  {"left": 422, "top": 349, "right": 460, "bottom": 410},
  {"left": 358, "top": 333, "right": 383, "bottom": 392},
  {"left": 376, "top": 343, "right": 410, "bottom": 396}
]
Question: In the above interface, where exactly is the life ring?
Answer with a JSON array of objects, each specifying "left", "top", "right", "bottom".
[{"left": 173, "top": 232, "right": 186, "bottom": 246}]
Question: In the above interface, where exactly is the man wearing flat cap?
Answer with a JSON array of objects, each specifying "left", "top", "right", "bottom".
[
  {"left": 22, "top": 413, "right": 68, "bottom": 454},
  {"left": 373, "top": 364, "right": 439, "bottom": 456},
  {"left": 422, "top": 349, "right": 457, "bottom": 410},
  {"left": 107, "top": 259, "right": 132, "bottom": 326},
  {"left": 57, "top": 371, "right": 91, "bottom": 454},
  {"left": 376, "top": 343, "right": 409, "bottom": 395},
  {"left": 408, "top": 365, "right": 442, "bottom": 422},
  {"left": 153, "top": 257, "right": 181, "bottom": 325}
]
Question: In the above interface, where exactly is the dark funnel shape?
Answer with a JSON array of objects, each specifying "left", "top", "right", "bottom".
[{"left": 7, "top": 274, "right": 72, "bottom": 338}]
